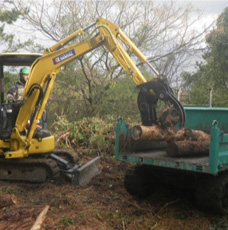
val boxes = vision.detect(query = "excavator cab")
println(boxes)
[0,53,41,103]
[0,53,43,139]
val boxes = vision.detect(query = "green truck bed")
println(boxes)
[115,107,228,175]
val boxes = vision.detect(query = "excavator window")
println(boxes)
[0,53,41,104]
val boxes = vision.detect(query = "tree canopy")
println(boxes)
[0,6,21,51]
[182,7,228,107]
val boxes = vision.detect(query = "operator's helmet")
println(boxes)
[19,67,30,84]
[20,67,30,77]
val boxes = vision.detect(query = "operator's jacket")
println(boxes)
[6,80,46,130]
[7,80,25,102]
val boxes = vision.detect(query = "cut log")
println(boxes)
[164,128,186,142]
[166,140,210,157]
[184,128,210,141]
[159,107,181,129]
[0,195,17,209]
[132,125,165,142]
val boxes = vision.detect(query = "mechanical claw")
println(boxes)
[137,78,186,128]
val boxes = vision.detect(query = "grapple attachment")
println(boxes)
[137,78,186,128]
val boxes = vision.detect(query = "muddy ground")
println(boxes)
[0,156,227,230]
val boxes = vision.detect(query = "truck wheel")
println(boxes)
[124,165,154,197]
[213,172,228,214]
[196,173,228,214]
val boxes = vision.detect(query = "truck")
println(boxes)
[115,106,228,214]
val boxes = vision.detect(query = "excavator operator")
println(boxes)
[6,67,48,137]
[7,67,29,102]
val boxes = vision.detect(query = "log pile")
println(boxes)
[132,108,211,157]
[166,128,211,157]
[132,125,210,142]
[132,124,210,157]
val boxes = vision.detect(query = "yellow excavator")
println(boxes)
[0,18,185,185]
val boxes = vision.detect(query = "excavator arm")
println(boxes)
[3,17,185,159]
[96,18,185,127]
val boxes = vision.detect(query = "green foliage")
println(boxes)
[0,9,20,24]
[52,115,116,155]
[0,7,22,52]
[4,71,18,98]
[0,4,41,52]
[48,69,141,125]
[59,217,74,226]
[48,74,141,155]
[181,7,228,107]
[90,77,140,121]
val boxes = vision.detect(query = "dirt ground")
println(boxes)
[0,156,227,230]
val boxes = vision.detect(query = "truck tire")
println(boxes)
[196,172,228,214]
[124,165,154,197]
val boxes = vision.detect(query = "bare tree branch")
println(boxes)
[10,0,214,112]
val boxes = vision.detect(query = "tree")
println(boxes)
[10,0,212,121]
[0,5,21,52]
[182,7,228,107]
[0,4,34,96]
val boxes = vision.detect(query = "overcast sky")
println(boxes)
[190,0,228,14]
[169,1,228,32]
[180,0,228,24]
[6,0,228,50]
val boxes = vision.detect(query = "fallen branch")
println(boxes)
[56,131,70,143]
[30,205,50,230]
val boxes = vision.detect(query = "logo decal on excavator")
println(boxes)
[53,49,76,64]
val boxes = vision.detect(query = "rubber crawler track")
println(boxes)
[0,157,60,183]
